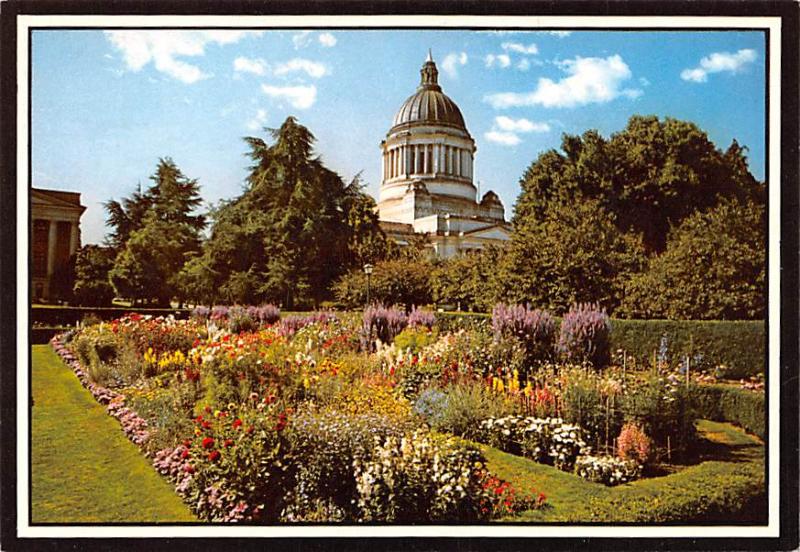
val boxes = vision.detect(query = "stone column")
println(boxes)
[70,221,80,255]
[46,219,57,278]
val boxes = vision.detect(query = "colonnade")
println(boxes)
[383,143,473,180]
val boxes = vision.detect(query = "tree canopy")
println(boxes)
[180,117,389,308]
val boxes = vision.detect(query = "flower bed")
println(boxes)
[52,311,548,523]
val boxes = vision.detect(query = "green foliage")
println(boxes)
[619,198,766,320]
[393,326,439,353]
[434,312,491,334]
[333,257,435,309]
[282,408,418,521]
[621,372,696,459]
[425,382,516,439]
[609,319,765,379]
[72,245,115,306]
[690,384,765,439]
[502,198,646,314]
[186,117,389,308]
[431,247,504,311]
[108,158,205,306]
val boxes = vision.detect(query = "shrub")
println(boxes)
[478,416,589,471]
[574,455,643,486]
[558,303,611,367]
[255,304,281,325]
[609,319,764,379]
[492,303,556,366]
[362,305,408,347]
[228,306,256,334]
[393,326,438,353]
[408,306,436,329]
[621,372,696,459]
[282,408,418,521]
[353,430,527,522]
[689,384,765,439]
[434,312,491,334]
[209,305,229,322]
[617,422,653,465]
[437,382,517,438]
[413,388,449,426]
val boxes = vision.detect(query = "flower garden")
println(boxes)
[47,303,766,523]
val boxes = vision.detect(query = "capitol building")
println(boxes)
[378,53,511,258]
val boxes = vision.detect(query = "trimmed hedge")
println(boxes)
[436,314,765,378]
[563,458,766,523]
[610,319,765,379]
[690,384,765,439]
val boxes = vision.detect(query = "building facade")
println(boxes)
[31,188,86,302]
[378,52,511,258]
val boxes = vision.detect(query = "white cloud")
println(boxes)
[484,130,521,146]
[318,33,337,47]
[681,48,757,83]
[494,116,550,133]
[441,52,468,79]
[292,31,312,49]
[517,58,531,71]
[246,108,268,130]
[502,42,538,55]
[261,83,317,109]
[233,56,267,76]
[485,54,642,109]
[274,58,329,79]
[105,30,262,84]
[485,53,511,68]
[485,116,550,147]
[639,76,651,86]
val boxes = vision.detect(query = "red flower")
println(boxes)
[182,439,191,447]
[204,406,212,413]
[202,437,215,449]
[181,449,190,459]
[195,415,203,423]
[202,420,211,430]
[232,418,243,429]
[246,425,254,434]
[183,464,195,474]
[208,450,221,462]
[224,439,234,448]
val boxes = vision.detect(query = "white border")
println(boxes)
[16,14,783,540]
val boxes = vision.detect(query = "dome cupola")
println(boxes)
[391,52,468,132]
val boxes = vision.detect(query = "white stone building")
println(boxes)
[31,188,85,301]
[378,52,511,258]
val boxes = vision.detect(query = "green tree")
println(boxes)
[618,198,765,320]
[430,247,504,312]
[502,198,646,314]
[514,115,764,253]
[72,245,115,306]
[333,257,435,309]
[108,158,205,306]
[186,117,389,307]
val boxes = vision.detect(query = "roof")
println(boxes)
[32,188,84,207]
[390,56,468,132]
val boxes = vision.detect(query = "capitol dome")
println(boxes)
[377,52,510,258]
[391,55,468,131]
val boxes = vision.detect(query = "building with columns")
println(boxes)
[31,188,85,302]
[378,52,511,258]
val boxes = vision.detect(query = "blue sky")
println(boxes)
[30,28,766,244]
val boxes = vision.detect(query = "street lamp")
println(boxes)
[363,263,374,306]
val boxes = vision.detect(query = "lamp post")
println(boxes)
[363,263,374,306]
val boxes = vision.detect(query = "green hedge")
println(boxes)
[610,319,765,379]
[435,314,764,379]
[690,384,765,439]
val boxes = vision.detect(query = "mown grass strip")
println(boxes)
[31,345,195,523]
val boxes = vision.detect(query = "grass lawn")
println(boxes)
[482,420,765,523]
[31,345,195,523]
